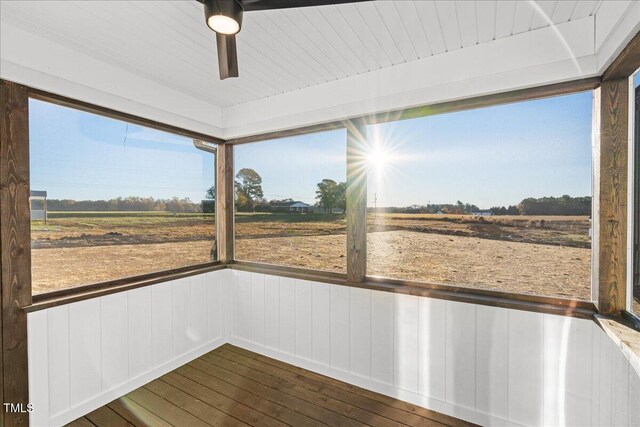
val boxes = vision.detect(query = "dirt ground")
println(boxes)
[369,214,590,248]
[33,230,590,300]
[31,240,215,294]
[236,230,592,300]
[31,212,599,302]
[368,231,590,299]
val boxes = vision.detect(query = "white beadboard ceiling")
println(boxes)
[1,0,639,138]
[0,0,604,107]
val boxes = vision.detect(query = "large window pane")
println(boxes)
[234,130,347,272]
[367,92,593,300]
[29,99,216,294]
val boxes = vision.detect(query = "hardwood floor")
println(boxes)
[67,344,473,427]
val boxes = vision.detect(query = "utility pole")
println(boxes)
[374,193,377,219]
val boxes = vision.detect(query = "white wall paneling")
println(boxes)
[295,280,313,359]
[418,296,446,402]
[127,286,152,379]
[475,304,508,419]
[445,301,475,410]
[330,283,350,372]
[250,272,265,345]
[279,277,296,355]
[28,268,640,426]
[370,290,394,386]
[394,293,419,394]
[263,274,280,349]
[228,271,640,427]
[100,293,128,392]
[45,305,70,421]
[26,310,49,425]
[349,287,371,378]
[508,310,544,425]
[311,281,331,365]
[28,269,230,427]
[68,298,101,407]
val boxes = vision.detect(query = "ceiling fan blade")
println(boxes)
[216,33,239,80]
[242,0,371,12]
[193,0,372,12]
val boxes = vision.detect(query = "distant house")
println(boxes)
[471,210,494,216]
[271,201,311,213]
[435,209,445,215]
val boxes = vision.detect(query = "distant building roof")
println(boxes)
[272,201,310,208]
[30,190,47,198]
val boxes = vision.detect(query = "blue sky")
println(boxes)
[235,130,347,205]
[237,91,592,208]
[29,99,215,202]
[366,91,592,207]
[31,91,593,209]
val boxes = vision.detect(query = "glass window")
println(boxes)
[29,99,217,294]
[234,130,347,272]
[366,92,593,300]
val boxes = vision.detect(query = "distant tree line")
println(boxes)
[511,195,591,216]
[54,169,590,217]
[47,196,202,213]
[370,195,591,216]
[488,205,521,215]
[370,201,481,215]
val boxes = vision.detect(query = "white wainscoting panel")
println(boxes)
[28,267,640,427]
[370,290,394,386]
[27,269,231,427]
[227,270,640,427]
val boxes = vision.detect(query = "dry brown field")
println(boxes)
[29,211,604,306]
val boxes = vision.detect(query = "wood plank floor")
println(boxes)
[67,344,473,427]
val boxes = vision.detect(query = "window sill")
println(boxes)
[229,261,596,319]
[25,262,226,313]
[594,314,640,378]
[25,259,597,320]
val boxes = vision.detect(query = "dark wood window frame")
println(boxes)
[1,79,31,426]
[19,87,226,307]
[628,76,640,325]
[604,30,640,325]
[225,77,602,320]
[4,77,606,319]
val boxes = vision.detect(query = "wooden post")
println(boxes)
[602,31,640,82]
[595,30,640,315]
[346,120,367,283]
[216,143,234,263]
[0,80,31,425]
[597,79,629,316]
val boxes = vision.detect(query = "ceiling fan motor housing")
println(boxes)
[205,0,244,34]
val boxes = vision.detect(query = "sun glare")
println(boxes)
[367,147,389,170]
